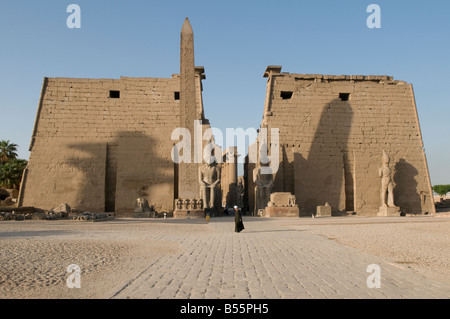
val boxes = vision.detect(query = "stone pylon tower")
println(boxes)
[178,17,200,199]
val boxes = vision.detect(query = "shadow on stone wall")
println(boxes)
[290,98,353,215]
[272,145,295,195]
[394,158,421,214]
[271,98,428,216]
[225,182,237,206]
[67,131,173,215]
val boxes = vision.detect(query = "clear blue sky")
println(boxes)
[0,0,449,185]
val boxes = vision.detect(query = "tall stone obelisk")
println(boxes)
[179,17,199,199]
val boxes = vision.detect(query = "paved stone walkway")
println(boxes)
[111,217,450,299]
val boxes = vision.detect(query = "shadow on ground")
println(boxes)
[0,230,76,238]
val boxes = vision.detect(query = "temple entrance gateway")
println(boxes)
[18,19,435,217]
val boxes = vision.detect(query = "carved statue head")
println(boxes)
[382,150,390,165]
[136,197,148,208]
[202,155,214,166]
[258,142,270,166]
[202,138,218,166]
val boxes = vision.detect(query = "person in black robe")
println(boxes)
[234,205,245,233]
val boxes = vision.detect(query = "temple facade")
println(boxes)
[245,66,435,216]
[18,20,435,217]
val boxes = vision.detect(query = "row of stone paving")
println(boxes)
[110,217,450,299]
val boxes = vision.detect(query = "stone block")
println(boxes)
[132,211,156,218]
[263,206,300,217]
[51,203,71,215]
[173,209,205,219]
[316,203,332,217]
[267,192,297,207]
[377,206,401,217]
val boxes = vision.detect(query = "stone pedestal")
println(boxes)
[132,211,156,218]
[268,192,297,207]
[316,203,332,217]
[263,206,300,217]
[174,198,204,218]
[263,192,299,217]
[377,206,400,216]
[133,198,154,218]
[173,209,205,219]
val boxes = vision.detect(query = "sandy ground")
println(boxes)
[0,219,187,298]
[285,216,450,285]
[0,216,449,299]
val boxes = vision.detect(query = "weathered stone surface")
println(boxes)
[133,198,152,213]
[316,203,332,217]
[221,147,241,208]
[248,66,435,216]
[377,206,401,217]
[51,203,71,214]
[264,206,299,217]
[267,192,297,207]
[178,17,201,200]
[198,159,221,210]
[19,18,211,216]
[173,209,204,219]
[379,150,395,208]
[133,198,156,218]
[17,21,434,219]
[70,212,114,221]
[253,162,273,213]
[133,212,154,218]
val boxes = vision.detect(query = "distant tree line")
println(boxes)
[432,184,450,199]
[0,140,28,189]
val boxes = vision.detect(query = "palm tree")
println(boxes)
[0,158,27,189]
[0,140,18,164]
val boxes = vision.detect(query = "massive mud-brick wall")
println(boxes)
[249,66,435,216]
[19,74,205,215]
